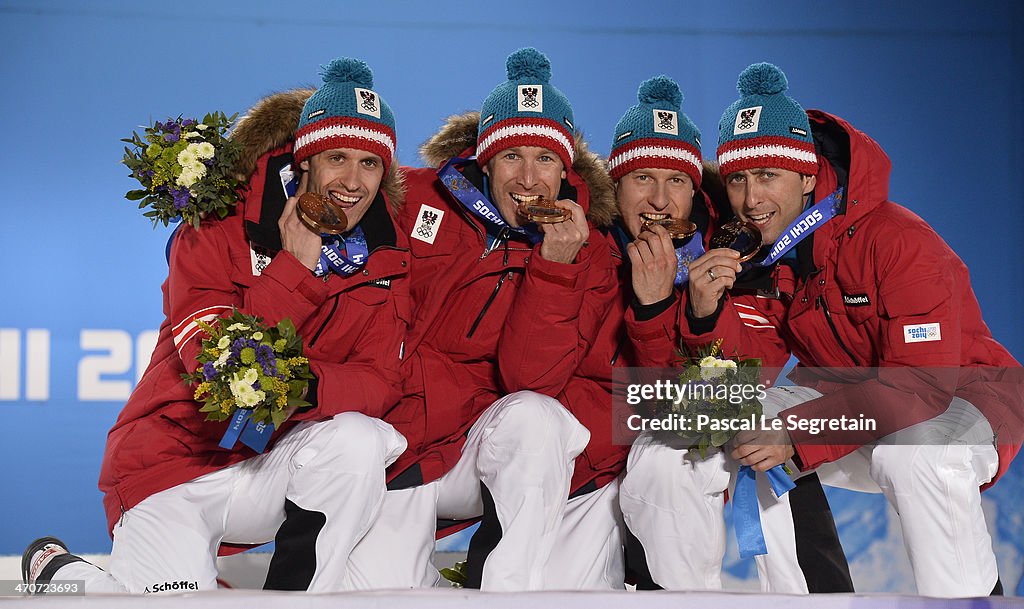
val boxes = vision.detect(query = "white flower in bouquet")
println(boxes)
[699,355,737,381]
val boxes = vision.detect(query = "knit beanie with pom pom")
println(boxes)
[608,75,703,187]
[717,62,817,177]
[476,47,576,169]
[293,57,396,171]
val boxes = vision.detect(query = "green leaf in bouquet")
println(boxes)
[252,406,271,425]
[125,189,148,201]
[270,407,288,429]
[711,429,734,448]
[276,318,297,340]
[287,379,306,397]
[286,396,311,410]
[199,400,222,413]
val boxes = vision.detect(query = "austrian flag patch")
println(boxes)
[903,323,941,343]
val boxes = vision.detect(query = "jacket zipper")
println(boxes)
[816,294,861,366]
[308,294,340,348]
[467,272,511,338]
[610,336,625,366]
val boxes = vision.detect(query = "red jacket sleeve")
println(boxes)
[678,289,791,371]
[497,233,618,397]
[624,297,682,368]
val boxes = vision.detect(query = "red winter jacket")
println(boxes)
[681,110,1022,484]
[385,113,619,487]
[98,134,410,533]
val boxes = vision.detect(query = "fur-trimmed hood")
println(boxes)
[418,111,617,227]
[229,89,404,209]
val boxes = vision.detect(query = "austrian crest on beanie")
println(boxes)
[716,62,817,178]
[608,75,702,187]
[293,57,397,172]
[476,48,576,169]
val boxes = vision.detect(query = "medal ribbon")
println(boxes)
[314,226,368,277]
[437,156,542,245]
[733,464,796,558]
[758,187,844,267]
[218,409,275,453]
[673,229,705,287]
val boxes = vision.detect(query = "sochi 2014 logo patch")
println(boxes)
[734,106,762,135]
[354,88,381,118]
[518,85,543,112]
[653,109,678,135]
[903,323,941,343]
[411,204,444,245]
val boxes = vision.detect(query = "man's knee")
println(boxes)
[485,391,589,456]
[298,413,407,470]
[869,443,976,493]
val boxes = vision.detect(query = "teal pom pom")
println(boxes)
[506,47,551,82]
[321,58,373,88]
[638,75,682,108]
[737,62,788,96]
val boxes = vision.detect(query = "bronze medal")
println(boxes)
[297,192,349,235]
[516,198,571,224]
[709,220,762,262]
[639,213,698,240]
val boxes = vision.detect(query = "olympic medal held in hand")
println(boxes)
[516,197,571,224]
[709,220,762,262]
[639,212,698,240]
[297,192,349,234]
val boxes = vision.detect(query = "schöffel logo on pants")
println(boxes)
[903,323,941,343]
[842,293,871,307]
[145,580,199,594]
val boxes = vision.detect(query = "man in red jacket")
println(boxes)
[23,58,409,594]
[352,48,620,590]
[677,62,1022,597]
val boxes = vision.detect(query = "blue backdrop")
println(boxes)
[1,0,1021,594]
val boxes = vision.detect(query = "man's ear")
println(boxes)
[561,169,567,180]
[299,159,310,172]
[801,173,817,196]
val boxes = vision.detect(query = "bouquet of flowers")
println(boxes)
[184,309,312,439]
[657,339,764,457]
[122,112,244,228]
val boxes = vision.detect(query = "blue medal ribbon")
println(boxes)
[238,417,275,453]
[733,463,796,558]
[673,229,705,287]
[437,156,542,245]
[313,226,368,277]
[218,409,251,450]
[218,409,276,453]
[758,187,844,268]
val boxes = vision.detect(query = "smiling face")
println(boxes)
[615,167,695,239]
[481,146,567,228]
[724,167,816,244]
[300,147,385,229]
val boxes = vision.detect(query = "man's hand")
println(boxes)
[278,172,322,271]
[627,224,678,305]
[537,199,589,264]
[686,249,742,318]
[730,426,794,472]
